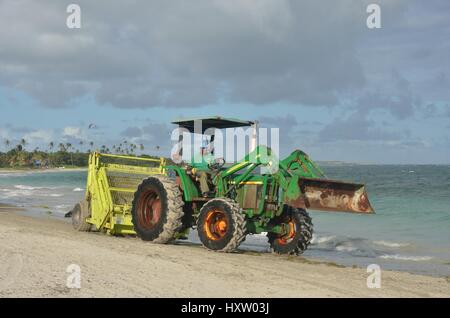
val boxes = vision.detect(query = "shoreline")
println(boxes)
[0,203,25,212]
[0,167,87,174]
[0,207,449,297]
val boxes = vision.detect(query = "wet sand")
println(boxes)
[0,208,449,297]
[0,203,25,212]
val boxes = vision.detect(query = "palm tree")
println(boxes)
[20,138,26,151]
[89,141,94,149]
[66,143,74,166]
[139,143,144,152]
[79,140,84,152]
[4,139,10,152]
[58,143,66,152]
[48,142,54,166]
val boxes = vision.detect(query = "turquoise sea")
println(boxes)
[1,165,449,277]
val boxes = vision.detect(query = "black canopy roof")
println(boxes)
[172,116,254,133]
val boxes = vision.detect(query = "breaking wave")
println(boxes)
[311,235,336,244]
[335,245,357,252]
[14,184,43,190]
[0,185,65,198]
[374,240,409,248]
[310,234,424,260]
[379,254,433,261]
[14,184,59,190]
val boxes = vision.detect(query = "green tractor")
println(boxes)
[72,117,373,255]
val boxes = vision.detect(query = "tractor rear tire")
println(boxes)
[131,176,184,243]
[72,199,91,232]
[197,198,247,252]
[268,207,313,255]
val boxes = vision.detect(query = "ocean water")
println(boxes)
[0,169,85,217]
[0,165,449,277]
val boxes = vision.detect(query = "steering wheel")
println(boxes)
[208,158,225,170]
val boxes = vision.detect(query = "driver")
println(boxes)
[191,141,215,197]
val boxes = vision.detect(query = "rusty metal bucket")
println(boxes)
[298,177,374,214]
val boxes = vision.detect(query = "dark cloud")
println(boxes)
[121,127,142,138]
[421,103,437,118]
[355,0,450,115]
[445,105,450,117]
[4,125,33,134]
[410,48,432,60]
[258,115,299,149]
[0,0,392,109]
[1,0,446,119]
[356,91,421,119]
[258,115,298,131]
[120,121,172,150]
[1,0,449,164]
[318,112,401,142]
[399,140,426,147]
[142,123,172,142]
[355,70,422,119]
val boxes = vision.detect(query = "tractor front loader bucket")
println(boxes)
[298,177,374,214]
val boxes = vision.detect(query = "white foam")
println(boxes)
[312,235,336,244]
[54,204,71,212]
[0,188,33,197]
[47,193,64,197]
[73,187,84,192]
[0,185,65,198]
[379,254,433,261]
[14,184,42,190]
[336,245,357,252]
[0,173,28,178]
[374,240,409,248]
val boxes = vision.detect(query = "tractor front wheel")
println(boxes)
[197,198,247,252]
[268,207,313,255]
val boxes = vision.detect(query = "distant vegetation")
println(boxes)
[0,139,160,168]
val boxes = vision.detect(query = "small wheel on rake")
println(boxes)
[71,199,92,232]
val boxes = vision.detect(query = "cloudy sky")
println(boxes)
[0,0,449,164]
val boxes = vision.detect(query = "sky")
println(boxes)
[0,0,449,164]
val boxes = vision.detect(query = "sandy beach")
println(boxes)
[0,207,449,298]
